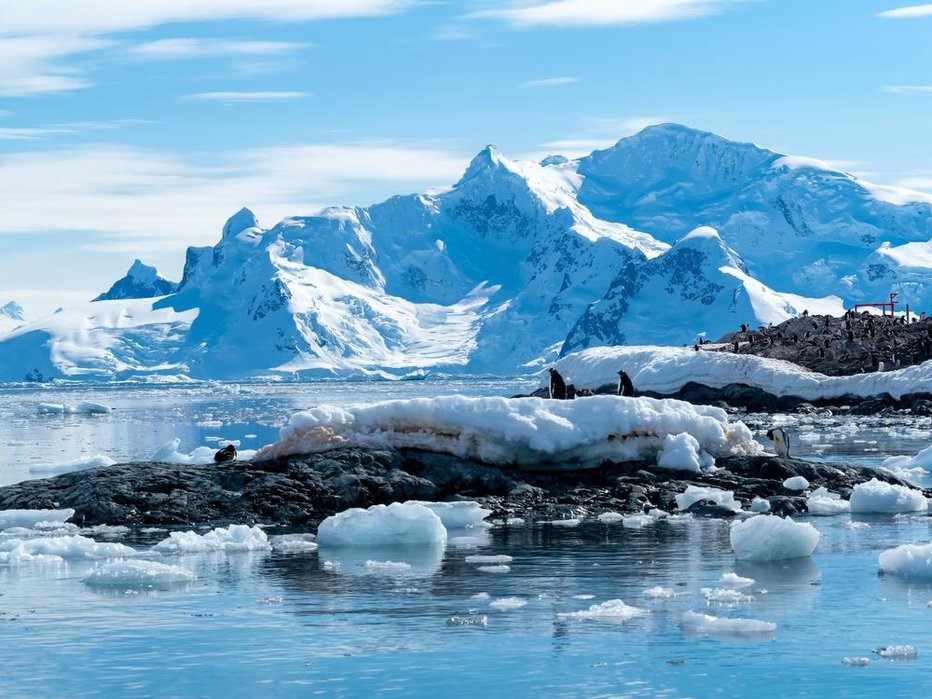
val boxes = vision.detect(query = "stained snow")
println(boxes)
[730,515,820,561]
[258,395,760,469]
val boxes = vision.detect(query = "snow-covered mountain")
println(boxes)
[0,301,26,335]
[2,123,931,381]
[93,259,178,302]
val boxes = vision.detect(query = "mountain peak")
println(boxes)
[455,144,514,186]
[0,301,24,321]
[222,207,261,240]
[93,259,179,302]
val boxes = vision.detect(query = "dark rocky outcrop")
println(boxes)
[0,448,918,528]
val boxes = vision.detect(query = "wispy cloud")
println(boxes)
[0,0,413,96]
[187,91,308,102]
[0,140,470,250]
[469,0,741,27]
[129,38,306,60]
[518,115,671,160]
[878,4,932,18]
[884,85,932,94]
[519,76,579,88]
[0,119,150,140]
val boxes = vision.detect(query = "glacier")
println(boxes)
[2,123,931,381]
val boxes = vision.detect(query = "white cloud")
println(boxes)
[0,141,470,251]
[0,126,70,140]
[129,38,306,59]
[519,76,579,87]
[187,91,308,102]
[469,0,740,27]
[884,85,932,94]
[878,4,932,18]
[0,0,413,96]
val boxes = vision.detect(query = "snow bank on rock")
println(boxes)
[558,599,648,621]
[849,478,927,514]
[656,432,712,473]
[879,542,932,579]
[552,345,932,402]
[29,454,115,475]
[806,487,850,516]
[256,395,760,469]
[0,509,74,530]
[152,438,256,464]
[408,501,491,529]
[783,476,810,491]
[730,515,820,561]
[84,560,196,589]
[316,502,447,547]
[681,611,776,636]
[152,525,269,554]
[675,485,742,513]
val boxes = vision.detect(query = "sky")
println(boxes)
[2,0,932,315]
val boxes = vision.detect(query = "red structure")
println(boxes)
[854,292,899,317]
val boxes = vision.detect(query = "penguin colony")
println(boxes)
[548,367,634,400]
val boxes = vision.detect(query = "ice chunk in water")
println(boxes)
[643,586,675,599]
[362,560,413,572]
[806,487,850,516]
[730,515,820,561]
[489,597,527,610]
[750,497,771,514]
[477,565,511,574]
[598,512,624,523]
[447,615,488,628]
[153,525,269,554]
[0,509,74,530]
[0,535,137,560]
[622,514,654,529]
[701,588,753,605]
[270,534,318,552]
[558,599,648,622]
[719,572,755,587]
[873,645,917,659]
[841,657,871,667]
[317,502,446,547]
[850,479,927,514]
[681,611,776,636]
[465,555,513,565]
[878,542,932,579]
[408,501,491,529]
[84,560,195,589]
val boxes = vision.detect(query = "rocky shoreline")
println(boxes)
[0,448,918,528]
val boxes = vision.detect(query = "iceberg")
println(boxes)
[316,502,447,547]
[730,515,820,561]
[849,478,927,514]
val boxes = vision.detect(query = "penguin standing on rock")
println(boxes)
[548,367,567,400]
[617,370,635,397]
[766,428,791,458]
[214,444,237,463]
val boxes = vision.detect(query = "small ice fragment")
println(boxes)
[850,479,927,514]
[83,560,195,589]
[846,521,870,531]
[622,514,654,529]
[471,592,490,601]
[558,599,648,622]
[873,645,917,659]
[643,586,675,599]
[598,512,624,523]
[317,502,446,547]
[719,572,755,587]
[730,515,820,561]
[477,565,511,574]
[750,497,771,514]
[806,487,850,516]
[447,615,488,628]
[489,597,527,610]
[783,476,810,491]
[547,519,581,527]
[362,560,412,572]
[701,588,753,605]
[681,611,776,636]
[675,485,741,513]
[841,657,870,667]
[572,594,596,600]
[465,554,512,565]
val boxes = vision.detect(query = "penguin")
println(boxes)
[214,444,237,463]
[766,428,791,458]
[548,367,567,400]
[617,370,635,397]
[575,388,595,397]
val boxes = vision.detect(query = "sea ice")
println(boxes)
[783,476,810,491]
[719,572,755,587]
[408,501,492,529]
[675,485,741,513]
[849,479,927,514]
[547,519,581,527]
[806,487,850,516]
[153,524,270,554]
[489,597,527,610]
[36,402,112,415]
[84,560,196,589]
[270,534,318,552]
[0,535,137,560]
[873,645,917,659]
[465,554,513,564]
[642,586,676,599]
[730,515,820,561]
[477,565,511,573]
[0,509,74,530]
[362,560,413,572]
[701,588,753,605]
[29,454,115,475]
[681,611,776,636]
[316,502,447,547]
[447,615,489,628]
[256,395,761,469]
[878,542,932,579]
[558,599,648,622]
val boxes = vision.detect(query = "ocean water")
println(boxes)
[1,382,932,698]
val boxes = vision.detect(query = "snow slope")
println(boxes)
[551,344,932,401]
[2,124,931,380]
[0,301,26,335]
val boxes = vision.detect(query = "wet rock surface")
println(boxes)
[0,448,918,528]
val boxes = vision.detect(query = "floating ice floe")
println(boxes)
[270,534,318,553]
[719,572,755,587]
[701,587,753,605]
[849,479,927,514]
[681,611,776,636]
[730,515,820,561]
[256,395,761,469]
[447,615,489,628]
[841,656,871,667]
[750,497,771,514]
[84,560,196,589]
[878,542,932,579]
[642,586,676,599]
[362,560,413,572]
[153,525,269,554]
[622,514,655,529]
[873,645,917,660]
[558,599,649,622]
[316,502,447,547]
[0,535,137,562]
[806,487,850,516]
[880,445,932,483]
[675,485,741,513]
[489,597,527,610]
[36,402,112,416]
[407,501,491,529]
[598,512,624,523]
[0,508,74,530]
[783,476,810,491]
[465,554,512,565]
[547,519,581,527]
[29,454,115,475]
[477,565,511,573]
[655,432,713,474]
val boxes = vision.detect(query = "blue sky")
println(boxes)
[2,0,932,314]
